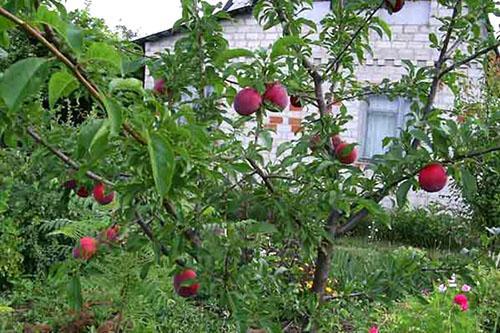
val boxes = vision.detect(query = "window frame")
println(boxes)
[358,95,410,161]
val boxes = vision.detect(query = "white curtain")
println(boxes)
[363,96,410,158]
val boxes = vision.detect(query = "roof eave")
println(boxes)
[134,4,253,46]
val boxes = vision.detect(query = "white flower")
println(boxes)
[448,274,457,288]
[461,284,472,292]
[438,284,447,293]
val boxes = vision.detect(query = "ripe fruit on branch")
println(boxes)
[330,135,343,148]
[384,0,405,13]
[263,82,289,111]
[64,179,77,190]
[290,95,302,108]
[106,225,120,241]
[173,269,200,298]
[92,183,115,205]
[234,88,262,116]
[153,78,166,94]
[72,246,81,259]
[418,163,447,192]
[74,237,98,260]
[76,186,90,198]
[335,142,358,164]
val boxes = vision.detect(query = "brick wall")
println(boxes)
[144,0,484,209]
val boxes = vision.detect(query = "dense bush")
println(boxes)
[461,152,500,229]
[361,205,478,250]
[0,0,499,331]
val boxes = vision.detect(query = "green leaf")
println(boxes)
[48,71,79,109]
[103,98,123,136]
[36,5,66,34]
[66,24,83,54]
[89,120,110,159]
[146,131,175,197]
[276,141,292,157]
[77,119,105,158]
[373,17,392,40]
[0,57,49,111]
[67,275,83,312]
[0,16,15,30]
[231,162,253,173]
[215,48,254,66]
[0,47,8,59]
[429,33,438,46]
[460,167,477,200]
[271,36,305,59]
[396,180,412,208]
[247,222,278,234]
[0,31,9,48]
[410,129,431,146]
[86,42,121,70]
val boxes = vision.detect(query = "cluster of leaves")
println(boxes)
[358,204,478,250]
[0,0,498,331]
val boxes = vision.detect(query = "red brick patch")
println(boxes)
[291,125,302,134]
[269,116,283,124]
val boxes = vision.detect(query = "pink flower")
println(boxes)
[453,294,469,312]
[461,284,472,292]
[460,301,469,311]
[369,326,379,333]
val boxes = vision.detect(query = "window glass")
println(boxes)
[363,96,410,158]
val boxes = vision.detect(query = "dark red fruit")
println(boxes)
[290,95,302,108]
[263,82,289,111]
[92,183,115,205]
[76,186,90,198]
[335,142,358,164]
[173,269,200,298]
[234,88,262,116]
[331,135,343,148]
[384,0,405,13]
[418,163,447,192]
[72,246,81,259]
[106,225,120,241]
[153,79,166,94]
[64,179,77,190]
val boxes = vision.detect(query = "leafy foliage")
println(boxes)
[0,0,498,331]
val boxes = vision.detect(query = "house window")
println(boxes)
[362,96,410,158]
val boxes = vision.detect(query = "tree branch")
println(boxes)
[420,0,462,119]
[335,144,500,237]
[439,41,500,79]
[246,157,275,193]
[0,7,147,146]
[323,0,384,78]
[27,127,114,187]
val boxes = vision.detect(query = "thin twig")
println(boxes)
[246,157,275,193]
[323,0,384,78]
[419,0,462,120]
[27,127,114,186]
[0,7,147,145]
[439,41,500,79]
[336,144,500,236]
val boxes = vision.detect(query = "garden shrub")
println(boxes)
[362,205,478,250]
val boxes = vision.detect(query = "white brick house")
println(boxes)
[137,0,486,207]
